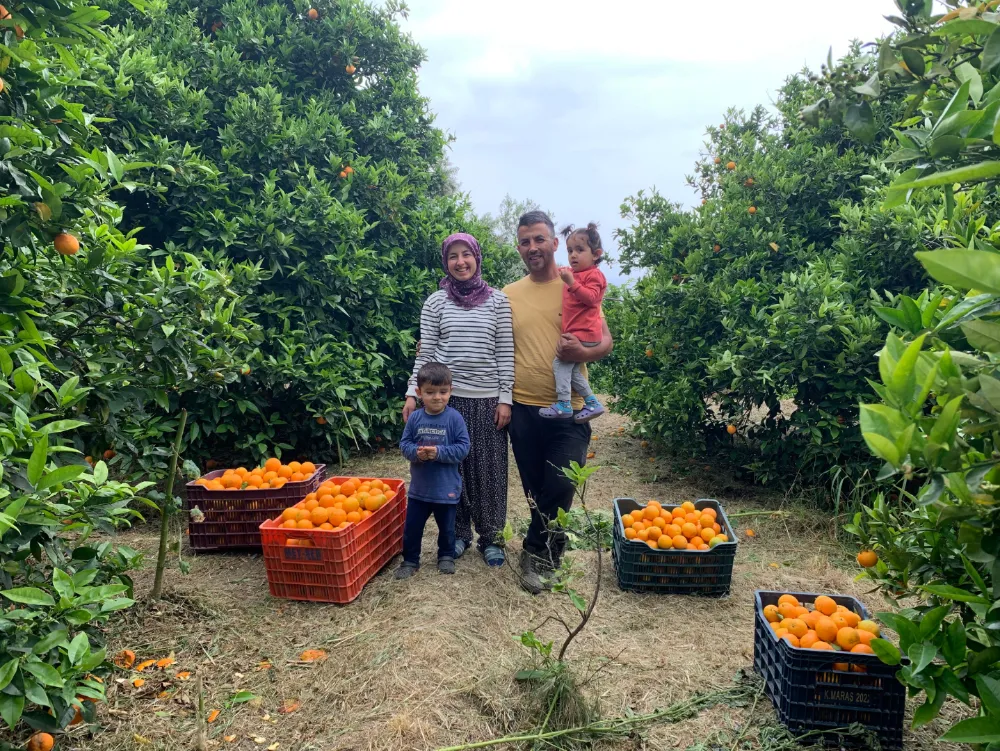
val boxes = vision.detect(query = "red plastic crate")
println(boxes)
[185,465,326,551]
[259,478,407,604]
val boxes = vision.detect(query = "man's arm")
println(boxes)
[555,320,613,363]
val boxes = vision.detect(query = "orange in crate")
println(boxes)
[259,478,407,604]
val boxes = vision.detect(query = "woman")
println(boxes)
[404,233,513,567]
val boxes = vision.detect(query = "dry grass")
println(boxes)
[36,408,968,751]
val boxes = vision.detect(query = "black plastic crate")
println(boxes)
[753,590,905,750]
[611,498,737,597]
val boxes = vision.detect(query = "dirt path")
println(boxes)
[61,410,965,751]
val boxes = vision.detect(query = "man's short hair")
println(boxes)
[517,210,555,237]
[417,362,452,388]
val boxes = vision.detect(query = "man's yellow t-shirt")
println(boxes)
[503,275,587,409]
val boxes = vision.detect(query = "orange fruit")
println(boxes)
[291,472,305,482]
[815,617,838,644]
[296,519,314,530]
[702,508,717,519]
[265,458,281,472]
[310,508,329,525]
[842,610,860,628]
[246,475,263,487]
[684,512,699,524]
[836,627,860,651]
[361,510,372,520]
[251,467,265,477]
[856,629,875,646]
[207,480,225,490]
[301,461,316,474]
[850,643,874,654]
[780,633,800,647]
[288,461,302,473]
[857,550,878,568]
[340,481,357,496]
[304,500,319,511]
[830,613,850,631]
[638,529,649,542]
[329,508,347,526]
[799,631,820,649]
[370,479,383,490]
[642,507,658,521]
[783,619,807,638]
[272,477,287,488]
[793,606,809,619]
[834,662,849,672]
[631,521,644,533]
[858,620,880,637]
[27,732,55,751]
[712,522,721,534]
[775,629,787,639]
[319,523,333,530]
[810,641,833,650]
[681,501,695,512]
[222,474,242,489]
[234,467,249,478]
[54,233,79,256]
[622,514,635,527]
[646,540,657,549]
[769,621,781,634]
[318,494,335,508]
[777,594,800,608]
[778,602,798,620]
[653,517,668,530]
[263,471,278,482]
[666,524,682,538]
[646,526,662,541]
[625,528,637,540]
[814,596,837,616]
[294,509,310,522]
[672,535,688,550]
[671,507,686,519]
[763,605,780,623]
[657,535,672,549]
[681,523,698,539]
[700,528,714,543]
[282,520,297,529]
[281,508,297,522]
[278,466,294,479]
[346,511,361,523]
[698,514,714,529]
[801,611,821,630]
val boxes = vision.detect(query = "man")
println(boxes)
[503,211,612,594]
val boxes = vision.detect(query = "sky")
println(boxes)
[400,1,901,284]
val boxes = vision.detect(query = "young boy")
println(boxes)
[396,362,471,578]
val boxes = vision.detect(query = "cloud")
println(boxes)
[401,1,900,282]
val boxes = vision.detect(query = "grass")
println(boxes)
[21,407,971,751]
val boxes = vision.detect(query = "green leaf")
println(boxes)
[962,319,1000,351]
[897,161,1000,191]
[52,569,73,600]
[970,645,1000,674]
[1,588,54,607]
[93,461,108,486]
[930,395,964,444]
[944,619,967,667]
[845,101,876,143]
[0,659,18,692]
[35,464,87,492]
[67,632,89,665]
[32,629,67,655]
[27,433,48,487]
[912,685,946,728]
[985,26,1000,72]
[919,605,951,639]
[891,333,926,400]
[514,669,549,681]
[569,591,587,613]
[916,249,1000,293]
[878,611,920,651]
[956,62,984,104]
[920,584,989,603]
[0,693,24,730]
[977,674,1000,715]
[863,432,901,465]
[63,609,93,626]
[902,47,926,77]
[907,643,938,675]
[22,661,63,688]
[38,419,89,436]
[941,716,1000,743]
[870,638,901,665]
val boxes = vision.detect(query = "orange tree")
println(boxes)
[809,0,1000,743]
[0,0,253,736]
[597,67,931,489]
[86,0,520,466]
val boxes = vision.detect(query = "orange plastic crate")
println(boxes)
[185,466,326,551]
[259,478,407,604]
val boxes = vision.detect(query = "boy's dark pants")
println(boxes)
[402,498,458,566]
[508,401,591,566]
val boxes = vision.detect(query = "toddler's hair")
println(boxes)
[560,222,604,265]
[417,362,452,388]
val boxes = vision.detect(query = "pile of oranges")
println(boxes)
[621,500,729,551]
[277,477,396,532]
[194,458,318,491]
[763,593,881,667]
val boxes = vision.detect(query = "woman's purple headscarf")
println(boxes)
[439,232,494,309]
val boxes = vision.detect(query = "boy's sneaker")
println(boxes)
[574,397,605,423]
[394,562,418,580]
[438,557,456,575]
[539,401,574,419]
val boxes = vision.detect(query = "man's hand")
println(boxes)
[559,266,575,286]
[495,403,511,429]
[556,320,613,363]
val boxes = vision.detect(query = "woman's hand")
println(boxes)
[403,396,418,422]
[495,403,511,429]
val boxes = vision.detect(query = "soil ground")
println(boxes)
[49,408,969,751]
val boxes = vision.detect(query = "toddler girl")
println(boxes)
[539,223,607,423]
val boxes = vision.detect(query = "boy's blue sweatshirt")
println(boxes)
[399,406,470,504]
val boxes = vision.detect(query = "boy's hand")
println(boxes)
[416,446,437,461]
[559,267,575,286]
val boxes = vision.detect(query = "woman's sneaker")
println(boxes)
[483,545,505,568]
[539,401,574,419]
[574,397,605,423]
